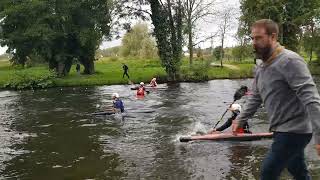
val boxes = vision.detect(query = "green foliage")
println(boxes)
[149,0,183,81]
[213,46,223,60]
[109,56,119,62]
[231,44,253,61]
[121,23,158,58]
[239,0,320,51]
[0,0,113,75]
[180,63,209,81]
[4,69,56,90]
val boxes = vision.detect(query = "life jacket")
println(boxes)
[113,99,124,112]
[137,87,145,96]
[235,128,245,133]
[235,125,252,134]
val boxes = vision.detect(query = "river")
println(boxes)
[0,78,319,179]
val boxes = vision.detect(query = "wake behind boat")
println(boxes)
[179,132,273,142]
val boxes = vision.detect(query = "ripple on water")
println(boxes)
[0,80,320,179]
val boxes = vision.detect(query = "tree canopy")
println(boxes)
[239,0,320,51]
[121,23,157,58]
[0,0,113,76]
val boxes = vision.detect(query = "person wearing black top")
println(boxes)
[122,63,130,79]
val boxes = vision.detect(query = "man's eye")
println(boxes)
[251,36,262,41]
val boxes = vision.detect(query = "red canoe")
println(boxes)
[179,132,273,142]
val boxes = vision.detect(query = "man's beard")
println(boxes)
[254,44,272,61]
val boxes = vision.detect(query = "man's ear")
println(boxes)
[271,33,277,41]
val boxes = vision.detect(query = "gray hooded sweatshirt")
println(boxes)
[238,49,320,144]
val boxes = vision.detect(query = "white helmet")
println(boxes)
[152,78,156,81]
[140,82,144,85]
[230,104,241,112]
[112,93,119,98]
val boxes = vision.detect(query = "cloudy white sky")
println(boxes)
[0,0,240,55]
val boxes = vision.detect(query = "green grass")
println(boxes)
[0,57,279,89]
[54,57,167,87]
[0,60,12,86]
[2,56,320,90]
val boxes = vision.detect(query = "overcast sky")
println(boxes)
[0,0,240,55]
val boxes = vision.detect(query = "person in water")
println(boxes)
[149,78,158,87]
[209,104,251,134]
[112,93,124,113]
[137,82,146,96]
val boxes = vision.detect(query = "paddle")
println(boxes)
[213,86,248,129]
[213,100,236,129]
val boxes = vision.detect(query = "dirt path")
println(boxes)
[210,63,240,70]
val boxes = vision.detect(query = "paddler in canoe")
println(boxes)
[149,77,158,87]
[111,93,125,113]
[136,82,148,96]
[208,104,251,134]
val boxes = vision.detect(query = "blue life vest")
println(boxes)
[113,99,124,112]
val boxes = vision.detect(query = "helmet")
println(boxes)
[112,93,119,98]
[152,78,156,81]
[140,82,144,85]
[230,104,241,112]
[240,85,248,92]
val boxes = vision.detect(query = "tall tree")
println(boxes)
[217,6,237,67]
[302,21,320,62]
[0,0,113,76]
[121,22,157,58]
[239,0,320,52]
[181,0,216,66]
[119,0,184,80]
[149,0,183,80]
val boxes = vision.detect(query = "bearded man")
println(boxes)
[232,19,320,180]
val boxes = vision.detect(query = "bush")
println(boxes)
[4,70,56,90]
[180,63,209,81]
[109,56,119,62]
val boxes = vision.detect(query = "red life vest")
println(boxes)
[137,87,145,96]
[235,128,245,133]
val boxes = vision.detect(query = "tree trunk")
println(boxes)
[220,36,224,68]
[65,60,72,74]
[57,62,66,77]
[309,47,313,63]
[283,22,299,52]
[188,18,193,66]
[309,24,315,63]
[220,17,227,68]
[83,58,95,74]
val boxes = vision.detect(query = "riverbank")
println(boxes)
[1,57,320,90]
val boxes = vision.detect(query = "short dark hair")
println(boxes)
[252,19,279,37]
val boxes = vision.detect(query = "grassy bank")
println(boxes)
[4,57,304,90]
[0,57,257,90]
